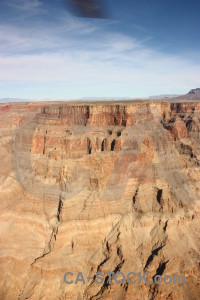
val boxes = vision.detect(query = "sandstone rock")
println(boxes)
[0,100,200,299]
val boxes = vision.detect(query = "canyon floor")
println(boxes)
[0,98,200,300]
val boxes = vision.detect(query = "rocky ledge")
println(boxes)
[0,100,200,300]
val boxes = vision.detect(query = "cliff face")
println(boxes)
[0,100,200,300]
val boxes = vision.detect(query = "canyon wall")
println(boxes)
[0,100,200,300]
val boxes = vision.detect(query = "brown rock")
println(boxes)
[0,100,200,300]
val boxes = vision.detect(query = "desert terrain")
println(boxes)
[0,93,200,299]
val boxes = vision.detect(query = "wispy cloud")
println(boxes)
[0,14,98,55]
[6,0,42,11]
[0,7,199,98]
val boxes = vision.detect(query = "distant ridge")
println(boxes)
[1,89,200,104]
[0,98,31,103]
[172,88,200,101]
[149,94,180,99]
[79,97,132,100]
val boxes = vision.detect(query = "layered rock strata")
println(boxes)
[0,100,200,300]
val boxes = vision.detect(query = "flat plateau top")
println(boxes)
[0,98,200,107]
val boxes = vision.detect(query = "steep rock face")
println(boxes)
[0,100,200,300]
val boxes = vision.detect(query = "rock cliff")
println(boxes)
[0,100,200,300]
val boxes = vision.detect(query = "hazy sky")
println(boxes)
[0,0,200,99]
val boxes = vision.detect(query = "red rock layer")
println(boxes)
[0,100,200,300]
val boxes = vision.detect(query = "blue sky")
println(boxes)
[0,0,200,99]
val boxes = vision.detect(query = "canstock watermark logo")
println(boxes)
[97,104,196,210]
[64,271,186,285]
[10,104,192,299]
[11,109,91,201]
[11,103,196,206]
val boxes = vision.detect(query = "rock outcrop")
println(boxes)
[173,88,200,101]
[0,100,200,300]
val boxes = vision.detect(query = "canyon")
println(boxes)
[0,98,200,300]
